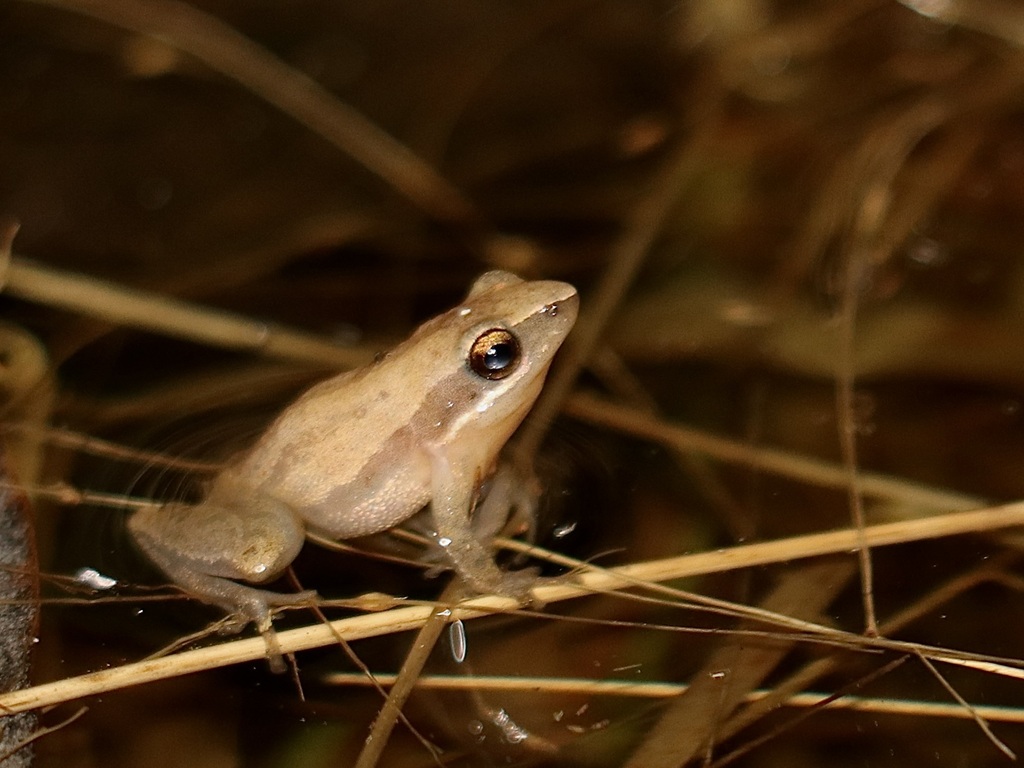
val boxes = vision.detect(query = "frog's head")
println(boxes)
[404,270,578,450]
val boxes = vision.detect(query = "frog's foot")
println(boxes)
[492,566,541,603]
[204,584,318,673]
[215,586,319,633]
[417,537,542,602]
[139,545,318,669]
[451,563,541,605]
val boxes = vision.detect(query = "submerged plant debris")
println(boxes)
[2,0,1024,766]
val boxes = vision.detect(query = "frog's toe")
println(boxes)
[264,588,319,609]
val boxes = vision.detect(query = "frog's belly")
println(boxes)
[268,454,434,540]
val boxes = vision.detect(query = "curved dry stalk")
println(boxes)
[833,99,951,636]
[512,95,724,463]
[565,393,984,511]
[2,423,220,474]
[1,257,366,369]
[0,707,87,765]
[17,0,478,228]
[900,0,1024,48]
[4,501,1024,716]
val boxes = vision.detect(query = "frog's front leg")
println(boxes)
[425,445,537,600]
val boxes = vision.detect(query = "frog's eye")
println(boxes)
[468,328,521,380]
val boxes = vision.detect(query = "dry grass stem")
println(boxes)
[322,672,1024,724]
[353,587,455,768]
[2,501,1023,716]
[916,652,1015,759]
[5,3,1024,761]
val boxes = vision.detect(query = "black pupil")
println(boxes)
[483,341,514,370]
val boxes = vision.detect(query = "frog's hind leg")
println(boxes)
[127,494,316,669]
[138,539,313,629]
[471,461,540,543]
[132,528,315,669]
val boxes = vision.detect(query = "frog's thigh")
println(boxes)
[129,498,310,629]
[130,494,305,582]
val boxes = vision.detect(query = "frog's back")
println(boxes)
[226,358,436,535]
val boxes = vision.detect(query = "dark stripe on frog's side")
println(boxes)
[294,369,485,539]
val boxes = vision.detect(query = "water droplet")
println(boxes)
[438,537,452,547]
[449,619,467,663]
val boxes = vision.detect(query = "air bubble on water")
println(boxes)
[907,237,947,268]
[553,521,577,538]
[449,619,467,663]
[74,567,117,591]
[491,708,529,745]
